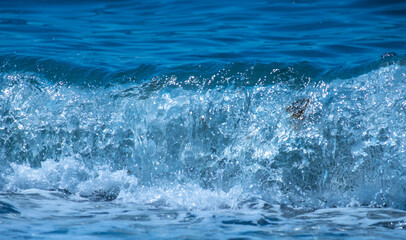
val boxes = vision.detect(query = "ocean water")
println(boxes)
[1,0,406,239]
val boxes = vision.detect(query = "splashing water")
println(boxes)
[1,53,406,238]
[2,0,406,238]
[1,55,406,208]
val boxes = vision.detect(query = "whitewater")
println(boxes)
[1,54,406,239]
[1,0,406,238]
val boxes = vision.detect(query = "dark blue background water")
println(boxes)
[1,0,406,69]
[1,0,406,239]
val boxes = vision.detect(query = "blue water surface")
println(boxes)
[1,0,406,239]
[1,0,406,68]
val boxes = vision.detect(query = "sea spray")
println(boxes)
[1,58,406,210]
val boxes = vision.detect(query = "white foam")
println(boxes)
[3,157,249,210]
[117,183,247,210]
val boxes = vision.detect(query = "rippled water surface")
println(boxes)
[2,190,406,240]
[1,0,406,68]
[1,0,406,239]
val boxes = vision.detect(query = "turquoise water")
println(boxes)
[1,0,406,239]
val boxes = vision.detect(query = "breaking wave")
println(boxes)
[1,53,406,210]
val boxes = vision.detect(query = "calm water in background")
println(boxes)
[1,0,406,68]
[1,0,406,239]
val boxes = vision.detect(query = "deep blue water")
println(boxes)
[1,0,406,239]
